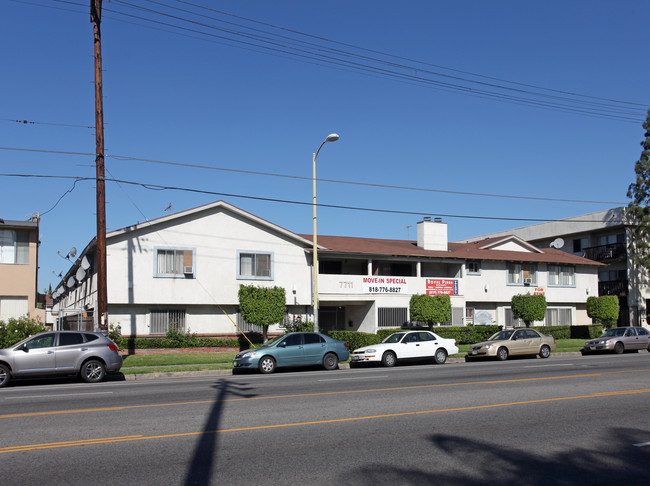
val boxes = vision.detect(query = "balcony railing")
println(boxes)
[583,242,626,262]
[598,279,628,296]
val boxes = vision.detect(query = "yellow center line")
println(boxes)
[2,387,649,454]
[1,369,647,419]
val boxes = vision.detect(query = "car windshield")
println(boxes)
[261,335,286,347]
[383,333,406,344]
[601,328,626,337]
[488,330,514,341]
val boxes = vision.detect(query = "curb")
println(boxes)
[115,352,585,381]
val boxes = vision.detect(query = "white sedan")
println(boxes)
[350,330,459,367]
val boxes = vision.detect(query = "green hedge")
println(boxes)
[115,336,241,350]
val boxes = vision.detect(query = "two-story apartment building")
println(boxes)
[0,216,44,322]
[456,207,644,327]
[52,201,600,336]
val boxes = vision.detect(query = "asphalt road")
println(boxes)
[2,353,650,486]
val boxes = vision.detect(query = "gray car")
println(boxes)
[582,326,650,354]
[0,330,123,387]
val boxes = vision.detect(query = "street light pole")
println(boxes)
[312,133,339,334]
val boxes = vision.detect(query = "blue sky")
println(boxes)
[2,0,649,291]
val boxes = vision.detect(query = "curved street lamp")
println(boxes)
[313,133,339,333]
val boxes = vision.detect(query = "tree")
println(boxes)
[627,108,650,269]
[409,294,451,328]
[511,293,547,327]
[238,285,286,341]
[586,295,619,330]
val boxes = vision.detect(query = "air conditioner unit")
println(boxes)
[523,278,532,285]
[183,266,194,274]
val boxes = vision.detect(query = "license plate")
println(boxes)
[472,350,477,355]
[351,356,361,361]
[589,347,595,351]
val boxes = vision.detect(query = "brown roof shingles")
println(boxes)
[299,234,601,266]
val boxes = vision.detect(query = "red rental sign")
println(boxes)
[426,279,458,295]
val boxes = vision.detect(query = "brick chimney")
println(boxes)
[417,217,448,251]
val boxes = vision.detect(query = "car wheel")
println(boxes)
[434,348,448,365]
[322,353,339,370]
[614,342,624,354]
[0,364,11,388]
[81,360,106,383]
[496,347,509,361]
[258,356,276,374]
[539,345,551,359]
[381,351,397,367]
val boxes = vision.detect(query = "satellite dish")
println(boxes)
[550,238,565,249]
[76,267,86,281]
[81,256,91,270]
[69,247,77,258]
[67,276,76,288]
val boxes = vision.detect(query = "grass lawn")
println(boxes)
[117,339,586,375]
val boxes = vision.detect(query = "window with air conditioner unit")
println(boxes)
[507,263,537,286]
[154,248,195,278]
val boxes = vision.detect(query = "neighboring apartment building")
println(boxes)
[0,216,44,322]
[52,201,600,336]
[455,207,645,327]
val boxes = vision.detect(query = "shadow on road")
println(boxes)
[183,379,256,486]
[345,428,650,485]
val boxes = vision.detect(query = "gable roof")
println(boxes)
[299,234,601,266]
[106,200,313,247]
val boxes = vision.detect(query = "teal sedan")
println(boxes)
[233,332,349,374]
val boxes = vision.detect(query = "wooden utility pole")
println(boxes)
[91,0,107,331]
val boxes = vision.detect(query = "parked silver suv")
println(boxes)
[0,330,123,387]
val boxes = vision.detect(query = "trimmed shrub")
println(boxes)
[0,316,47,348]
[409,294,451,328]
[512,293,547,327]
[586,296,620,329]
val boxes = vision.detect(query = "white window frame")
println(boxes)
[154,247,195,278]
[548,265,575,287]
[237,251,273,280]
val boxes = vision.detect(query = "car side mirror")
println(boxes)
[278,342,286,348]
[16,343,28,352]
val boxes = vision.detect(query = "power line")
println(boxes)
[98,0,646,122]
[0,172,628,224]
[0,145,628,205]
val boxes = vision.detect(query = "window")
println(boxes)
[150,309,186,334]
[0,296,28,321]
[548,265,575,286]
[155,248,194,277]
[59,333,84,346]
[0,229,29,264]
[280,334,302,346]
[507,263,537,285]
[25,333,56,349]
[466,261,481,275]
[546,308,572,326]
[238,251,272,280]
[573,237,589,253]
[303,333,325,345]
[379,307,408,328]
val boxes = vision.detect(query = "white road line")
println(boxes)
[318,376,389,382]
[4,391,114,400]
[633,442,650,447]
[524,364,575,368]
